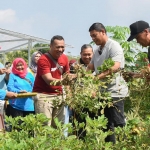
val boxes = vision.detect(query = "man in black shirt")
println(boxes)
[70,44,93,73]
[70,44,93,139]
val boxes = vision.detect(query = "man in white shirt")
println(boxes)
[87,22,128,144]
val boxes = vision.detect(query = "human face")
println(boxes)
[90,30,105,46]
[81,47,93,65]
[16,62,24,72]
[50,39,65,59]
[34,53,41,64]
[5,63,11,69]
[135,30,150,47]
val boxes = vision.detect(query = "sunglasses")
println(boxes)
[98,47,103,55]
[98,50,102,55]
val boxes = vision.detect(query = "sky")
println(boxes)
[0,0,150,56]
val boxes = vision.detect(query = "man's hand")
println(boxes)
[91,91,96,98]
[61,74,77,85]
[127,72,143,78]
[0,68,6,75]
[6,92,17,99]
[68,74,77,80]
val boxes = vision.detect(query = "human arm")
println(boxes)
[5,91,17,99]
[0,68,6,75]
[4,68,11,83]
[36,56,61,85]
[42,73,62,85]
[97,42,123,79]
[126,72,143,78]
[0,89,17,100]
[42,68,76,86]
[41,55,70,85]
[0,89,7,100]
[127,66,150,79]
[97,62,120,79]
[0,67,10,84]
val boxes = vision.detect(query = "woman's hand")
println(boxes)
[6,92,17,99]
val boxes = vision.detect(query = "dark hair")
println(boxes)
[50,35,64,45]
[89,22,106,33]
[5,61,11,66]
[81,44,93,53]
[5,61,11,68]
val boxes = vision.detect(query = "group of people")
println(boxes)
[0,20,150,144]
[0,51,42,117]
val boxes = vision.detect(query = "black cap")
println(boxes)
[127,21,149,41]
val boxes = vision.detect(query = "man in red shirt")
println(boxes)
[33,35,69,126]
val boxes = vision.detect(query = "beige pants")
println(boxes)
[34,93,65,127]
[0,100,5,131]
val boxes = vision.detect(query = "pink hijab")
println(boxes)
[12,58,28,78]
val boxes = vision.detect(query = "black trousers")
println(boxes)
[103,98,125,144]
[73,108,97,139]
[9,105,35,118]
[7,105,35,136]
[5,104,11,116]
[73,98,125,143]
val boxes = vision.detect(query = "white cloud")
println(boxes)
[0,9,32,51]
[0,9,16,23]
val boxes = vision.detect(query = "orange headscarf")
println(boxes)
[12,58,27,78]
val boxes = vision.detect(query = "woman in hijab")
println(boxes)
[7,58,35,118]
[28,51,42,77]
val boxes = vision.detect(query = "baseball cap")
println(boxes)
[127,20,149,41]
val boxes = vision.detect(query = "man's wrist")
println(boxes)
[97,74,102,80]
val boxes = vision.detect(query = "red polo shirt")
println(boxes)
[33,54,69,94]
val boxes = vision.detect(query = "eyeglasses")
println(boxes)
[98,50,102,55]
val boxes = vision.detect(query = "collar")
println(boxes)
[78,58,87,67]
